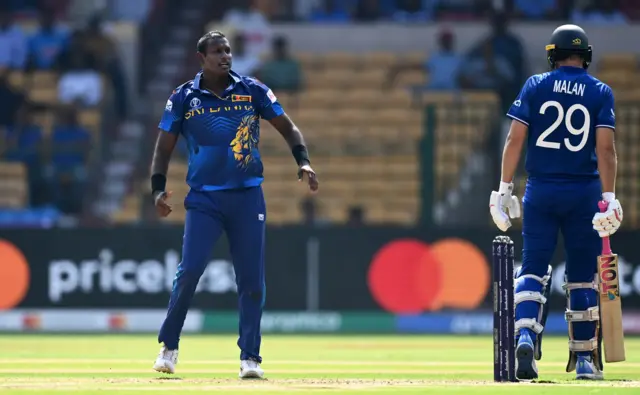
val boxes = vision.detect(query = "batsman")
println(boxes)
[489,25,623,380]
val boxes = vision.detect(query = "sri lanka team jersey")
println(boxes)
[159,71,284,191]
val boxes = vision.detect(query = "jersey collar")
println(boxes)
[192,70,241,94]
[558,66,586,74]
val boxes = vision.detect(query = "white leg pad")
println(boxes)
[565,306,599,322]
[515,291,547,305]
[569,337,598,352]
[564,278,602,373]
[520,273,551,286]
[515,318,544,335]
[563,282,598,292]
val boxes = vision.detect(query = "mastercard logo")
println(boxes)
[367,238,489,314]
[0,240,30,310]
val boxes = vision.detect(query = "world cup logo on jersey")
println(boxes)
[230,115,259,168]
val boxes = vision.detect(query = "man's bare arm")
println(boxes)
[151,131,179,177]
[268,113,306,151]
[501,120,528,183]
[596,127,617,193]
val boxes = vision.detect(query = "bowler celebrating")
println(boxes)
[490,25,622,381]
[151,31,319,379]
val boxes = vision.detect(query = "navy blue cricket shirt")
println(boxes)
[507,66,616,181]
[159,70,284,191]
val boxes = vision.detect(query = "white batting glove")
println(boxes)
[592,193,623,237]
[490,181,521,232]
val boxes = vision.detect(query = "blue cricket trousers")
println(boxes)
[158,186,266,362]
[517,179,601,346]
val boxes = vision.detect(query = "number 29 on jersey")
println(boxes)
[536,100,590,152]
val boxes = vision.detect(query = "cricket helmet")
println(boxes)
[546,24,592,70]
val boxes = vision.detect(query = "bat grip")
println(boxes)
[598,200,612,255]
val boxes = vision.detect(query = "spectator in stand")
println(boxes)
[49,105,91,215]
[466,12,524,111]
[83,14,128,119]
[223,3,272,59]
[458,39,515,111]
[0,66,24,129]
[393,0,439,22]
[386,29,461,92]
[257,36,302,92]
[346,206,365,226]
[58,50,103,107]
[0,6,27,69]
[230,33,260,76]
[309,0,352,23]
[27,6,70,70]
[424,29,462,90]
[55,29,86,70]
[513,0,559,20]
[2,103,48,207]
[354,0,381,21]
[572,0,628,25]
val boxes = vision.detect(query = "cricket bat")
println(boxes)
[597,200,626,363]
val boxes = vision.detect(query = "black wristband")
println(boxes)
[151,174,167,196]
[292,144,310,166]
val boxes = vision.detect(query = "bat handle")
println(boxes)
[598,200,612,255]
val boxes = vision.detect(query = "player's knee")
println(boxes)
[175,262,205,283]
[248,291,262,302]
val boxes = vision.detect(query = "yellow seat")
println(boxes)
[394,70,425,88]
[298,89,340,108]
[31,71,58,88]
[598,54,637,72]
[8,71,25,90]
[362,52,399,69]
[385,89,414,108]
[29,88,58,105]
[400,52,426,67]
[0,162,27,208]
[296,53,323,70]
[78,109,101,135]
[323,52,360,69]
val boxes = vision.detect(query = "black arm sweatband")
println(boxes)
[292,144,310,166]
[151,173,167,195]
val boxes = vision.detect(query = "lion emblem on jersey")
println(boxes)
[230,115,259,168]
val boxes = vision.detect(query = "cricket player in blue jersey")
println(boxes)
[489,25,623,381]
[150,31,319,379]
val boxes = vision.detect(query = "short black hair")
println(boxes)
[197,31,226,54]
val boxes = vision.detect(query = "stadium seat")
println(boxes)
[393,70,426,88]
[362,52,398,69]
[0,162,28,208]
[323,52,361,69]
[598,53,637,72]
[29,88,58,105]
[8,71,25,90]
[31,71,58,88]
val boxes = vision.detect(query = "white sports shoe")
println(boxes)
[239,359,264,379]
[576,354,604,380]
[153,345,178,374]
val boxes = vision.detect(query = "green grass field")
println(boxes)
[0,335,639,394]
